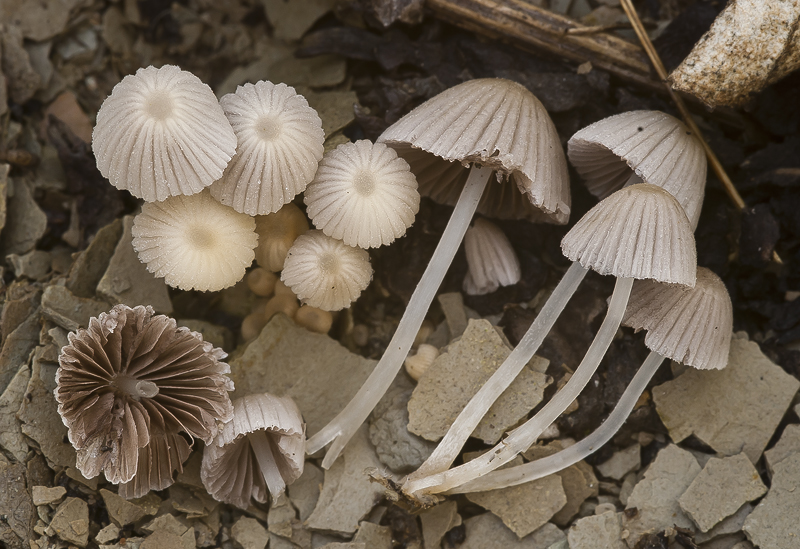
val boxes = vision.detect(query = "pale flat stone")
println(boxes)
[694,503,753,544]
[177,319,232,353]
[438,292,468,339]
[0,457,35,548]
[261,0,337,40]
[7,250,50,279]
[288,462,324,522]
[568,511,626,549]
[267,494,295,538]
[231,517,268,549]
[0,0,89,40]
[301,89,359,137]
[266,55,346,89]
[31,486,66,506]
[765,424,800,476]
[623,445,701,546]
[460,513,566,548]
[100,489,148,527]
[596,444,641,481]
[420,501,461,549]
[743,453,800,549]
[408,319,550,444]
[653,335,800,463]
[142,514,189,536]
[95,523,121,544]
[306,426,385,535]
[139,530,187,549]
[49,497,89,547]
[65,217,123,298]
[0,177,47,255]
[97,215,172,314]
[679,453,766,532]
[352,522,392,549]
[0,24,41,104]
[0,364,30,461]
[318,543,366,549]
[40,284,111,332]
[228,314,375,434]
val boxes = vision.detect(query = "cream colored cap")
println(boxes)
[132,191,258,292]
[463,218,521,295]
[378,78,570,224]
[561,183,697,286]
[210,81,324,215]
[623,267,732,370]
[93,65,237,202]
[281,230,373,311]
[568,110,706,229]
[305,140,419,248]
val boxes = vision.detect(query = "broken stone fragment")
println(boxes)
[420,500,462,549]
[438,291,469,339]
[0,456,35,548]
[459,513,566,548]
[352,521,392,549]
[678,453,766,533]
[31,486,66,506]
[48,497,89,547]
[7,250,50,279]
[596,444,641,481]
[1,24,41,104]
[231,517,268,549]
[765,424,800,477]
[262,0,337,40]
[287,462,323,522]
[65,218,123,298]
[40,284,111,332]
[95,523,121,544]
[694,503,754,544]
[139,529,191,549]
[301,88,360,137]
[100,489,148,527]
[653,335,800,463]
[743,452,800,549]
[567,510,626,549]
[0,364,31,461]
[0,176,47,256]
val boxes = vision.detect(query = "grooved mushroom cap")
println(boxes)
[209,81,325,215]
[92,65,237,202]
[201,393,305,509]
[567,110,706,229]
[55,304,234,492]
[561,183,697,286]
[622,267,733,370]
[132,191,258,292]
[463,218,521,295]
[378,78,571,224]
[254,202,310,272]
[281,230,373,311]
[305,140,420,248]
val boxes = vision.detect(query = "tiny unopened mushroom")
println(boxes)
[254,203,310,272]
[263,293,300,321]
[131,190,258,292]
[463,218,521,295]
[210,81,325,215]
[93,65,237,202]
[201,393,305,509]
[305,139,419,248]
[55,304,234,497]
[405,343,439,381]
[295,305,334,334]
[281,230,373,311]
[247,268,278,297]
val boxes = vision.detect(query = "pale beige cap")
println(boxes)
[463,218,521,295]
[378,78,570,224]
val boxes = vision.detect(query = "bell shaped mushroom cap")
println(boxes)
[305,140,420,248]
[622,267,732,370]
[378,78,570,224]
[209,81,325,215]
[281,230,373,311]
[567,110,706,229]
[132,191,258,292]
[93,65,237,202]
[254,203,310,272]
[463,218,521,295]
[561,183,697,286]
[201,393,305,509]
[55,304,234,488]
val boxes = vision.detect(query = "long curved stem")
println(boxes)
[403,276,634,496]
[410,262,588,480]
[448,350,664,493]
[306,165,494,469]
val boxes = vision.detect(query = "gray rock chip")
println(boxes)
[228,314,375,434]
[306,426,385,535]
[567,511,626,549]
[231,517,268,549]
[48,497,89,547]
[0,364,30,461]
[31,486,66,506]
[352,522,392,549]
[765,424,800,476]
[623,445,701,546]
[0,299,39,394]
[0,164,7,228]
[694,503,754,544]
[420,501,461,549]
[438,292,469,339]
[288,462,324,522]
[408,319,550,444]
[262,0,337,40]
[0,0,89,41]
[100,489,148,527]
[0,177,47,256]
[0,25,41,104]
[41,284,111,332]
[743,452,800,549]
[678,453,766,532]
[7,249,50,279]
[460,513,566,549]
[318,543,366,549]
[596,444,641,481]
[0,456,35,549]
[97,215,172,314]
[301,89,359,137]
[653,335,800,463]
[65,218,123,298]
[95,523,121,544]
[177,319,233,352]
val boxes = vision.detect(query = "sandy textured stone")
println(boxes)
[139,530,189,549]
[261,0,337,40]
[765,424,800,476]
[568,511,626,549]
[65,218,123,298]
[7,250,50,279]
[0,364,30,461]
[0,0,89,40]
[266,55,346,89]
[100,489,148,527]
[0,24,41,104]
[654,335,800,463]
[743,452,800,549]
[460,513,566,548]
[420,501,462,549]
[679,453,766,532]
[353,522,392,549]
[49,497,89,547]
[408,319,550,444]
[0,300,39,394]
[231,517,268,549]
[97,215,172,314]
[31,486,66,506]
[267,494,295,538]
[95,523,121,544]
[694,503,753,544]
[318,544,366,549]
[229,314,375,434]
[623,445,701,546]
[306,426,385,535]
[142,514,190,537]
[438,292,469,339]
[301,89,359,136]
[288,462,323,522]
[597,444,641,481]
[0,456,35,549]
[0,177,47,256]
[41,284,111,332]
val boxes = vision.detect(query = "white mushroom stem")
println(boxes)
[249,431,286,498]
[447,350,664,493]
[403,276,634,497]
[410,261,589,479]
[306,165,495,468]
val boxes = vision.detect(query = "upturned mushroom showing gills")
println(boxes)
[306,78,570,468]
[450,267,732,494]
[403,183,697,500]
[55,304,234,498]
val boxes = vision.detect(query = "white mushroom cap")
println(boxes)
[131,191,258,292]
[201,393,305,509]
[210,81,325,215]
[463,218,521,295]
[93,65,237,202]
[305,140,420,248]
[281,230,373,311]
[378,78,571,224]
[622,267,732,370]
[561,183,697,286]
[567,110,707,229]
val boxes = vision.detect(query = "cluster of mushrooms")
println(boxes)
[55,65,734,511]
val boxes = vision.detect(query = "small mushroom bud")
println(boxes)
[405,343,439,381]
[295,305,333,334]
[254,203,310,272]
[247,268,278,297]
